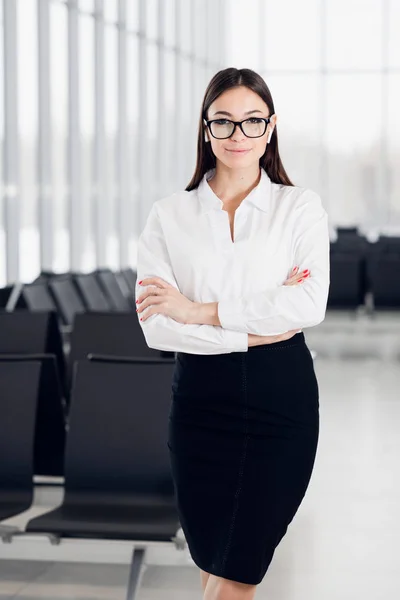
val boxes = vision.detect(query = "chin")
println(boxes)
[224,156,254,169]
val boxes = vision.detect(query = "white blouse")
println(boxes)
[135,166,330,355]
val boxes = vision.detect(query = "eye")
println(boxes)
[247,118,264,124]
[214,119,230,125]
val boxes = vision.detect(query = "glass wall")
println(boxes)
[227,0,400,232]
[0,0,225,285]
[0,1,4,286]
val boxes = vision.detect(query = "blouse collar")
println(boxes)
[197,166,272,214]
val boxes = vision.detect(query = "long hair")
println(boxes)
[186,67,294,191]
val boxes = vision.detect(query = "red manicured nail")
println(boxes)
[293,266,298,272]
[298,278,303,283]
[138,280,143,285]
[140,318,143,321]
[303,269,309,275]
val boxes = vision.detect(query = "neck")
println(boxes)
[208,163,261,205]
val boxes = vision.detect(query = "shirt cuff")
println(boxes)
[224,327,248,352]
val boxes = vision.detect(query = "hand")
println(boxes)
[283,265,310,286]
[136,277,196,324]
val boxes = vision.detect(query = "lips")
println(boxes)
[226,148,250,152]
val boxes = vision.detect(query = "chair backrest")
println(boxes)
[375,236,400,254]
[0,310,49,354]
[114,272,135,307]
[327,253,364,308]
[0,310,67,394]
[0,360,41,495]
[49,277,86,325]
[68,312,158,385]
[0,284,13,309]
[64,358,176,501]
[0,354,66,476]
[120,268,137,294]
[96,270,133,312]
[73,273,111,312]
[16,283,58,313]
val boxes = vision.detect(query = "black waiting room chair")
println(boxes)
[66,311,160,390]
[115,271,136,308]
[95,269,134,311]
[25,356,181,600]
[366,236,400,309]
[48,276,86,326]
[6,281,58,314]
[0,354,66,477]
[120,268,137,295]
[0,360,41,526]
[0,310,67,398]
[0,284,13,309]
[73,272,112,312]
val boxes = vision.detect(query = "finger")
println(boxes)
[287,269,310,280]
[139,307,159,322]
[136,286,165,305]
[138,277,171,289]
[137,295,164,313]
[288,270,310,282]
[284,272,310,285]
[283,278,302,286]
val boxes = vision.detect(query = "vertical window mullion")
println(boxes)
[138,0,148,230]
[117,0,128,267]
[94,0,106,267]
[38,0,53,271]
[3,0,19,282]
[174,0,184,188]
[67,0,82,271]
[158,0,167,195]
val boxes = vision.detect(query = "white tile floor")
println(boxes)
[1,354,400,599]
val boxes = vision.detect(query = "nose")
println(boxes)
[230,123,246,140]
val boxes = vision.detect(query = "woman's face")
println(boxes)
[204,85,277,170]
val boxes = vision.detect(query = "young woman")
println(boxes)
[135,67,330,600]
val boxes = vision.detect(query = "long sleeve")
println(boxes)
[135,202,248,355]
[217,190,330,336]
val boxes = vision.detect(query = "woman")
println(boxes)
[135,67,330,600]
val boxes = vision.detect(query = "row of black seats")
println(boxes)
[0,267,138,326]
[0,355,181,600]
[0,309,174,476]
[329,229,400,309]
[2,234,400,314]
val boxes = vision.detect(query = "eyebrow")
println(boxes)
[211,109,265,117]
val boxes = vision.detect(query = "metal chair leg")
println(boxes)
[126,546,146,600]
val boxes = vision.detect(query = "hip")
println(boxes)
[171,333,319,425]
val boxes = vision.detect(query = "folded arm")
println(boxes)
[217,190,330,336]
[135,202,248,355]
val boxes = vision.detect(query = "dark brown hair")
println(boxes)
[186,67,294,191]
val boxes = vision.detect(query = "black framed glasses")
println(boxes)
[203,116,273,139]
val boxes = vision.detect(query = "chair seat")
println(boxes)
[26,500,180,541]
[0,498,33,522]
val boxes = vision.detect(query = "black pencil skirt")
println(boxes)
[167,332,319,586]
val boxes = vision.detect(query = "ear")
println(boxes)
[269,113,277,133]
[266,113,277,142]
